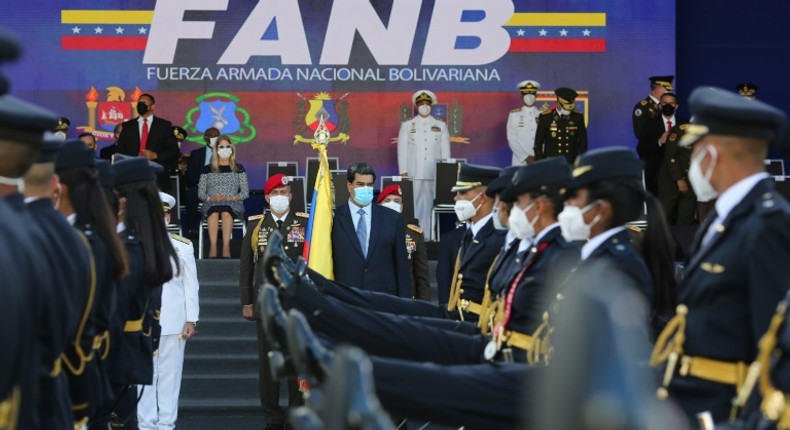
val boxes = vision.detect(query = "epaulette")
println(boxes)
[407,224,423,234]
[573,109,583,114]
[625,224,643,234]
[248,214,264,221]
[433,116,446,122]
[296,212,309,218]
[679,124,689,131]
[511,107,522,113]
[640,100,648,106]
[756,190,787,215]
[170,233,192,245]
[540,110,553,116]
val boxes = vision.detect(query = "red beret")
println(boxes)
[264,174,290,195]
[376,184,402,204]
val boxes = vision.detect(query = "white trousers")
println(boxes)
[137,334,186,430]
[412,179,434,240]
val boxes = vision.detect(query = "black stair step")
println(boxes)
[180,373,260,400]
[178,398,262,413]
[195,281,240,299]
[187,335,258,355]
[194,317,257,338]
[197,298,244,316]
[196,259,241,283]
[183,353,259,375]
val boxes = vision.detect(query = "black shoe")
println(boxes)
[285,309,332,387]
[258,284,296,378]
[323,346,394,430]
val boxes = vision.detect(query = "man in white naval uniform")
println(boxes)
[138,192,199,430]
[506,80,543,165]
[397,89,451,239]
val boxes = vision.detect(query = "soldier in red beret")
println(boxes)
[239,173,306,428]
[378,184,431,300]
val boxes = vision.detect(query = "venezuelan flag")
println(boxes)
[302,145,334,280]
[61,10,152,50]
[505,12,607,52]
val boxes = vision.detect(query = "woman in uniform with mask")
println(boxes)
[198,135,249,258]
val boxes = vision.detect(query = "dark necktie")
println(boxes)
[356,209,367,257]
[276,219,283,230]
[462,228,473,254]
[666,120,672,133]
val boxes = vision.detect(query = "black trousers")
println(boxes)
[291,277,487,365]
[255,320,303,425]
[371,357,531,430]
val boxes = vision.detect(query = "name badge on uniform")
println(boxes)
[288,226,305,244]
[406,239,417,256]
[431,126,441,132]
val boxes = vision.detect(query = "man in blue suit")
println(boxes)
[332,162,410,297]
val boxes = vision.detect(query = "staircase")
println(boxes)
[178,258,265,428]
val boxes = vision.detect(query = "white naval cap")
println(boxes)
[158,191,176,211]
[412,89,437,105]
[517,80,541,94]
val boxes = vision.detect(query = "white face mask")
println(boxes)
[688,145,719,202]
[208,137,218,148]
[217,148,232,159]
[269,194,290,214]
[380,201,402,213]
[558,201,600,241]
[454,192,483,222]
[53,131,67,141]
[508,203,537,240]
[556,107,570,116]
[0,175,23,193]
[418,104,432,117]
[523,94,536,106]
[492,207,507,231]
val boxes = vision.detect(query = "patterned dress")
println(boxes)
[198,164,249,218]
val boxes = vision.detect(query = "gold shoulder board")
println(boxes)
[679,124,689,131]
[640,100,648,106]
[248,214,264,221]
[296,212,310,218]
[170,233,192,244]
[511,107,522,113]
[407,224,423,234]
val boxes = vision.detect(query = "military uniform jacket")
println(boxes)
[161,234,199,335]
[534,109,588,164]
[405,224,431,300]
[662,123,693,183]
[487,237,521,297]
[669,179,790,417]
[239,210,307,306]
[107,231,157,385]
[457,218,507,305]
[504,226,582,334]
[506,105,542,165]
[397,114,451,179]
[632,96,661,139]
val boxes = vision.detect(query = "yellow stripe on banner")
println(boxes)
[61,10,154,24]
[506,13,606,27]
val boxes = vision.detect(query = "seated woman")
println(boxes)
[198,135,249,258]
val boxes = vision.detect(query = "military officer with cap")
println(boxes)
[658,120,698,225]
[633,76,674,139]
[534,87,588,164]
[377,184,431,300]
[24,136,94,429]
[397,89,451,239]
[737,82,758,100]
[52,116,71,140]
[507,80,544,165]
[650,87,790,424]
[239,173,306,429]
[137,192,199,430]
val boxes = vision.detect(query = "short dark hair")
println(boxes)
[347,162,376,183]
[660,92,677,103]
[139,93,155,104]
[78,132,95,140]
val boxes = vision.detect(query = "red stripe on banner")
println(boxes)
[509,38,606,52]
[61,36,148,50]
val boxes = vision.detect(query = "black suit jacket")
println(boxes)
[186,146,208,189]
[637,115,677,195]
[669,178,790,423]
[456,217,506,305]
[116,116,180,188]
[332,203,410,297]
[99,142,117,160]
[436,225,466,304]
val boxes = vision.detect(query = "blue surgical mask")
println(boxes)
[492,207,507,231]
[354,186,374,206]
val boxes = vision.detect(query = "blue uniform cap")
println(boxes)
[500,157,571,203]
[567,147,643,192]
[55,139,96,172]
[485,166,520,197]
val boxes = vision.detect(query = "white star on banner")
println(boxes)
[71,26,81,34]
[94,27,103,34]
[138,27,147,34]
[539,28,548,36]
[115,27,124,34]
[582,29,591,36]
[559,29,568,36]
[516,28,525,36]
